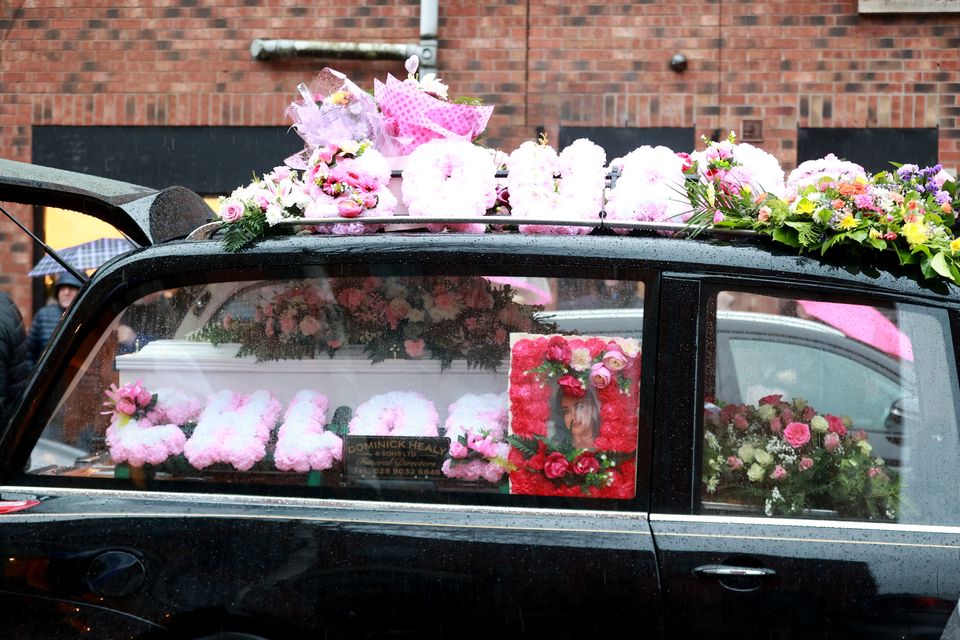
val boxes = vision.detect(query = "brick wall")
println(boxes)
[1,0,958,314]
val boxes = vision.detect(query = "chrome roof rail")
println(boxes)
[186,216,760,242]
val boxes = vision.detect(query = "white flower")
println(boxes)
[570,348,592,372]
[265,204,286,226]
[754,449,773,466]
[810,415,828,432]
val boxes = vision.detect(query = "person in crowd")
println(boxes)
[27,271,82,366]
[0,292,30,424]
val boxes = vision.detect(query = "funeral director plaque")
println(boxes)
[344,436,450,481]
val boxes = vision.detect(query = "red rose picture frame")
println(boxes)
[507,334,641,498]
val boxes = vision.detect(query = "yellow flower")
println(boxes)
[950,238,960,254]
[753,450,773,466]
[838,215,858,230]
[902,222,929,246]
[795,198,815,215]
[869,228,882,240]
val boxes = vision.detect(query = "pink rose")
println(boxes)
[801,405,815,421]
[851,429,868,442]
[733,414,749,431]
[824,432,840,452]
[448,441,469,459]
[222,313,234,330]
[602,348,629,371]
[280,316,297,336]
[757,205,772,223]
[338,198,364,218]
[727,456,743,471]
[299,315,321,336]
[115,398,137,416]
[799,457,814,471]
[783,421,811,448]
[769,416,782,433]
[589,363,612,389]
[759,394,783,406]
[826,414,846,436]
[362,193,379,209]
[404,339,426,357]
[557,374,586,398]
[546,336,572,364]
[573,451,601,475]
[220,199,245,223]
[543,452,570,479]
[771,465,787,480]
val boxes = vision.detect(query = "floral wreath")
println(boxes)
[507,334,641,498]
[441,392,511,484]
[348,391,440,437]
[103,382,200,467]
[401,139,499,233]
[274,390,343,472]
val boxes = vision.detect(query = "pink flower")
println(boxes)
[279,315,297,336]
[727,456,743,470]
[589,363,612,389]
[801,405,815,421]
[733,414,749,431]
[573,451,601,475]
[448,441,469,459]
[338,288,365,310]
[546,336,572,364]
[404,339,426,357]
[115,398,137,416]
[557,374,586,398]
[851,429,868,442]
[602,348,629,371]
[543,452,570,479]
[299,315,321,336]
[800,457,814,471]
[771,465,787,480]
[222,313,234,330]
[826,414,846,436]
[824,432,840,452]
[769,416,782,433]
[783,421,811,448]
[220,199,245,223]
[337,198,363,218]
[676,152,693,172]
[759,394,783,406]
[757,205,772,223]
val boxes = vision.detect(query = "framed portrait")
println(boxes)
[507,334,641,498]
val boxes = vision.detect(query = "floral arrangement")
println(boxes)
[195,275,556,371]
[441,392,511,483]
[273,390,343,472]
[687,132,960,286]
[701,394,899,519]
[400,138,499,233]
[506,137,607,235]
[217,141,396,251]
[375,55,494,155]
[605,145,689,228]
[183,390,283,471]
[216,57,493,250]
[103,382,201,467]
[348,391,439,437]
[507,334,641,498]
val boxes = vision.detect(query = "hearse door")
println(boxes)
[649,280,960,639]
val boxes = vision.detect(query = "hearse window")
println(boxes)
[28,272,647,507]
[700,290,960,525]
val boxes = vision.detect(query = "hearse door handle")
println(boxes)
[693,564,777,578]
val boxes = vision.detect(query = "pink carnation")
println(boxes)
[824,432,840,452]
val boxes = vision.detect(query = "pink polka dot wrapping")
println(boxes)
[375,75,494,155]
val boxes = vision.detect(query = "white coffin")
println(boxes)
[115,340,506,418]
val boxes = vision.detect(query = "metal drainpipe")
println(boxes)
[251,0,439,75]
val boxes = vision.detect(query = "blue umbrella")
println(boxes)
[29,237,136,277]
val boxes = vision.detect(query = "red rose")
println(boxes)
[825,414,847,436]
[546,336,572,364]
[557,374,586,398]
[759,394,783,406]
[573,451,601,475]
[543,452,571,479]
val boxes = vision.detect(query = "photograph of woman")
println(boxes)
[549,384,601,450]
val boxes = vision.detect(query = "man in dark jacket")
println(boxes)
[27,271,82,367]
[0,292,30,425]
